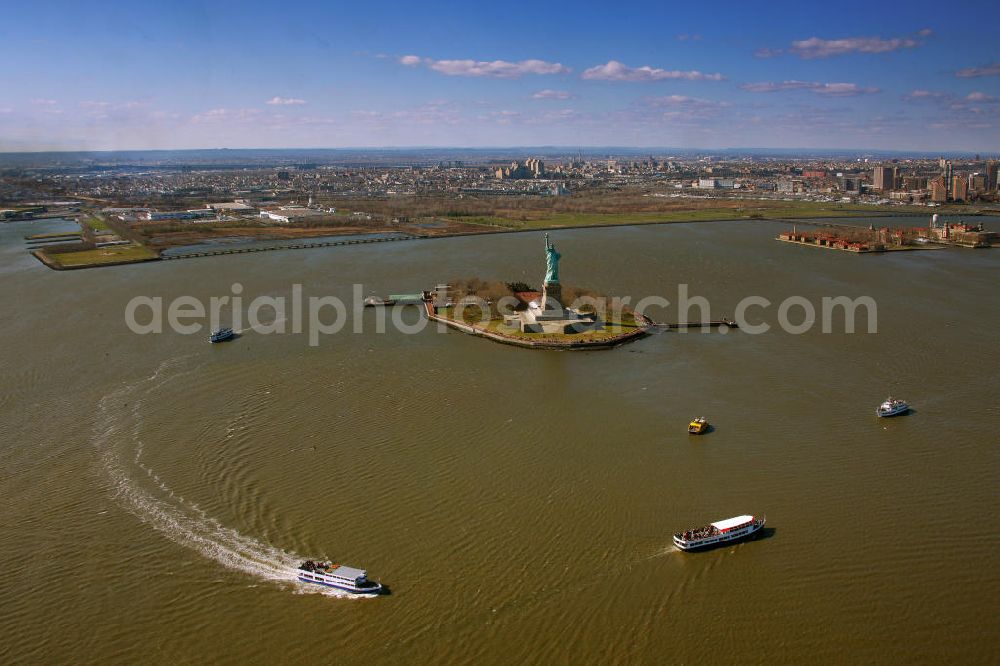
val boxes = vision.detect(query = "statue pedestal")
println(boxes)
[540,282,563,317]
[518,281,600,334]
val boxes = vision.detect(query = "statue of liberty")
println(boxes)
[544,233,561,284]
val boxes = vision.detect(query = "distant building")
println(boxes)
[698,177,736,189]
[986,160,998,191]
[139,210,214,221]
[873,166,896,192]
[929,176,948,202]
[777,178,804,194]
[495,159,545,180]
[259,207,330,224]
[838,175,863,192]
[206,201,255,214]
[951,175,969,202]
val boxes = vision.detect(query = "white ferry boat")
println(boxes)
[876,397,909,417]
[673,515,765,551]
[297,560,383,594]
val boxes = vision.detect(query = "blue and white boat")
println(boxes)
[297,560,383,594]
[673,515,766,551]
[209,327,234,343]
[876,396,909,417]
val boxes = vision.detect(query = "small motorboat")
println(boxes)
[876,396,909,417]
[209,327,234,343]
[688,417,708,434]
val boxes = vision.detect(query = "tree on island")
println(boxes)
[444,276,632,323]
[505,281,536,293]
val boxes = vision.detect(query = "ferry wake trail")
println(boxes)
[93,357,355,598]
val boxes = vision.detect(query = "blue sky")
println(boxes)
[1,0,998,151]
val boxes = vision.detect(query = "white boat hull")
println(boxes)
[297,574,383,594]
[876,405,909,417]
[673,517,765,551]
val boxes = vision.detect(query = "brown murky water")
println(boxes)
[2,216,998,663]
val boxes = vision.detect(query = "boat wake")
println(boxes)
[94,357,359,598]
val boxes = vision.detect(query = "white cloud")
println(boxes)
[810,83,881,96]
[398,55,569,78]
[956,62,1000,78]
[740,80,880,96]
[31,98,57,106]
[645,95,726,107]
[903,89,947,100]
[903,90,997,106]
[532,89,574,100]
[966,91,997,102]
[581,60,725,82]
[788,35,923,59]
[266,96,307,106]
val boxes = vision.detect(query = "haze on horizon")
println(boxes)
[2,0,999,153]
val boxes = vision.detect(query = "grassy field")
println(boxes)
[84,216,110,231]
[39,243,159,268]
[476,318,643,342]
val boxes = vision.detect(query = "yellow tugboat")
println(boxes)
[688,417,708,435]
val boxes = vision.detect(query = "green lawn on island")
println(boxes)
[41,243,159,268]
[84,216,110,231]
[480,319,642,341]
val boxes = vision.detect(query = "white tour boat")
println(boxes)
[876,397,909,417]
[297,560,383,594]
[673,515,765,551]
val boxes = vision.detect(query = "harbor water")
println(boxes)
[1,216,998,663]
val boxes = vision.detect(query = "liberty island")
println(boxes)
[426,233,652,348]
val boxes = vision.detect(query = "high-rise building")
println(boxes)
[952,175,969,202]
[495,159,545,180]
[873,166,896,191]
[987,160,998,191]
[929,176,948,202]
[944,161,954,196]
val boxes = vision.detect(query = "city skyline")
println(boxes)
[2,0,999,152]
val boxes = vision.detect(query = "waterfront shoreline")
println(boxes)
[24,208,994,270]
[424,301,652,350]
